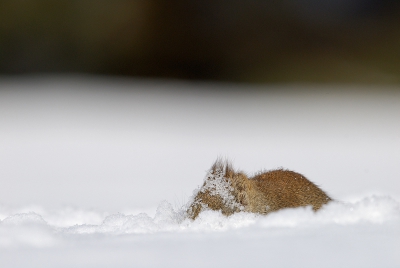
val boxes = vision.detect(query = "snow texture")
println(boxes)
[1,196,400,268]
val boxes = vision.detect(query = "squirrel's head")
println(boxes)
[187,160,248,219]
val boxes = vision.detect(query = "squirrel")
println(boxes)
[187,159,332,220]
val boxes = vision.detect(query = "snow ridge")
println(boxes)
[0,195,399,240]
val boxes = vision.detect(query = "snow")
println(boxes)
[0,196,399,267]
[0,76,400,267]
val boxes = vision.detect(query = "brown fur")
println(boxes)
[187,160,332,219]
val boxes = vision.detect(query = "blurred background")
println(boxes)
[1,1,400,211]
[1,0,400,83]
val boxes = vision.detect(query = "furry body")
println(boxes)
[187,160,332,219]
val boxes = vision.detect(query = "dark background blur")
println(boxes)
[1,0,400,83]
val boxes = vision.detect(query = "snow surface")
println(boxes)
[0,196,399,268]
[0,76,400,267]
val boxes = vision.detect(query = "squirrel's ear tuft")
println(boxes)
[210,158,235,178]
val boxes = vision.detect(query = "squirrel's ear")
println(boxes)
[210,158,235,177]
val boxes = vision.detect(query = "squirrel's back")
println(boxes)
[252,169,332,213]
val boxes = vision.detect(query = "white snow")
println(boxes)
[0,196,399,267]
[0,76,400,267]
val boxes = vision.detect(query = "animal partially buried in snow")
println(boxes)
[187,160,332,219]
